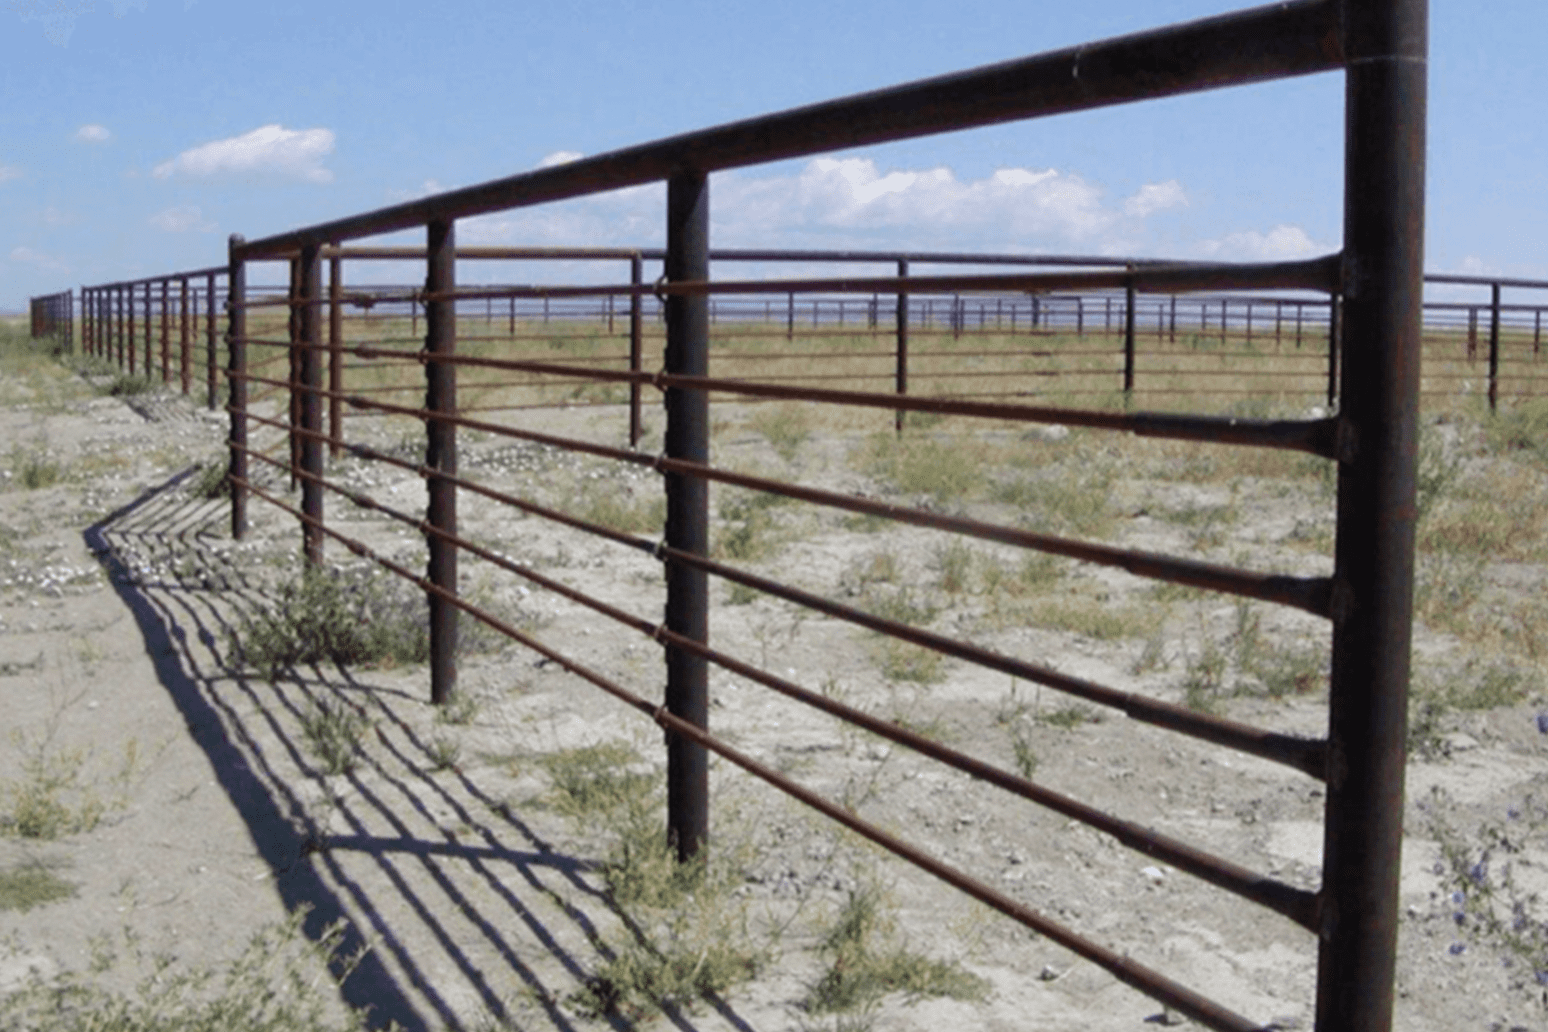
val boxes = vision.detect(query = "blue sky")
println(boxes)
[2,0,1544,311]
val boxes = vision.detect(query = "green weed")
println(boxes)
[0,859,76,912]
[2,710,138,840]
[804,879,987,1018]
[860,432,984,504]
[298,699,367,777]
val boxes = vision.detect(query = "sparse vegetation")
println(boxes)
[0,906,375,1032]
[803,878,987,1021]
[298,698,367,777]
[0,859,77,912]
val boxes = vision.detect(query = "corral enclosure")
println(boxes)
[11,2,1488,1031]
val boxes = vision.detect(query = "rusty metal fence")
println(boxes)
[27,290,74,349]
[35,2,1431,1029]
[55,260,1548,428]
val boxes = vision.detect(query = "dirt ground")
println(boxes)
[2,352,1546,1032]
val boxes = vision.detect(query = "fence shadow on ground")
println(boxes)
[84,468,760,1032]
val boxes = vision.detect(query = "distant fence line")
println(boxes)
[33,251,1548,420]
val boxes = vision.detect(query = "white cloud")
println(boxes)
[1194,225,1327,262]
[149,204,215,233]
[9,246,68,272]
[537,151,584,169]
[0,164,21,184]
[42,207,75,226]
[74,124,111,143]
[1124,180,1187,217]
[153,124,336,183]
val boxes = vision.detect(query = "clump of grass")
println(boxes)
[716,487,791,561]
[299,698,367,777]
[1181,638,1229,714]
[537,742,766,1019]
[106,373,155,397]
[1009,728,1039,780]
[1039,704,1101,729]
[1028,597,1159,642]
[189,460,228,500]
[992,456,1115,537]
[0,905,375,1032]
[804,879,987,1019]
[931,539,975,594]
[6,440,62,491]
[226,566,431,680]
[859,432,985,505]
[876,641,945,685]
[435,691,478,726]
[1484,397,1548,462]
[749,403,812,463]
[0,859,77,912]
[2,710,138,840]
[572,486,665,535]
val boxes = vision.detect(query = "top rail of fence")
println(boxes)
[234,0,1340,259]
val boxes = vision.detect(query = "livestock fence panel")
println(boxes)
[51,2,1429,1030]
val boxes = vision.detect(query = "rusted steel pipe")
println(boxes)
[227,238,248,539]
[663,171,711,861]
[298,244,324,565]
[425,220,459,707]
[1317,2,1427,1029]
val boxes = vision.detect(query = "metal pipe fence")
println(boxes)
[27,290,74,349]
[38,2,1433,1029]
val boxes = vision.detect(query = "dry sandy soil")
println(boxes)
[2,345,1546,1032]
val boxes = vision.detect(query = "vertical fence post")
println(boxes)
[663,170,710,862]
[288,259,301,492]
[144,281,155,376]
[786,291,794,341]
[298,244,325,566]
[206,271,219,410]
[228,238,248,540]
[127,284,137,375]
[426,220,459,707]
[895,260,909,435]
[179,278,191,394]
[115,286,124,369]
[1318,3,1426,1030]
[160,279,171,383]
[329,255,344,459]
[1466,307,1478,360]
[1488,281,1501,410]
[1123,273,1137,399]
[1327,295,1341,407]
[629,254,644,449]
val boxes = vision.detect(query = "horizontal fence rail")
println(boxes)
[43,2,1430,1030]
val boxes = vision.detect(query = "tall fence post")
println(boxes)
[144,281,155,376]
[228,238,248,540]
[1487,281,1501,410]
[329,255,344,459]
[1318,2,1427,1030]
[160,279,171,383]
[206,271,219,410]
[426,220,459,707]
[663,170,710,862]
[179,277,191,394]
[629,253,644,448]
[1327,295,1341,407]
[288,259,301,492]
[298,244,324,566]
[895,260,909,434]
[1123,272,1137,399]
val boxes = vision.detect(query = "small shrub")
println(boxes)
[1,725,137,840]
[424,734,461,772]
[189,460,228,500]
[1009,728,1039,780]
[1039,704,1100,729]
[299,698,367,777]
[106,373,155,397]
[860,432,984,504]
[227,567,431,680]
